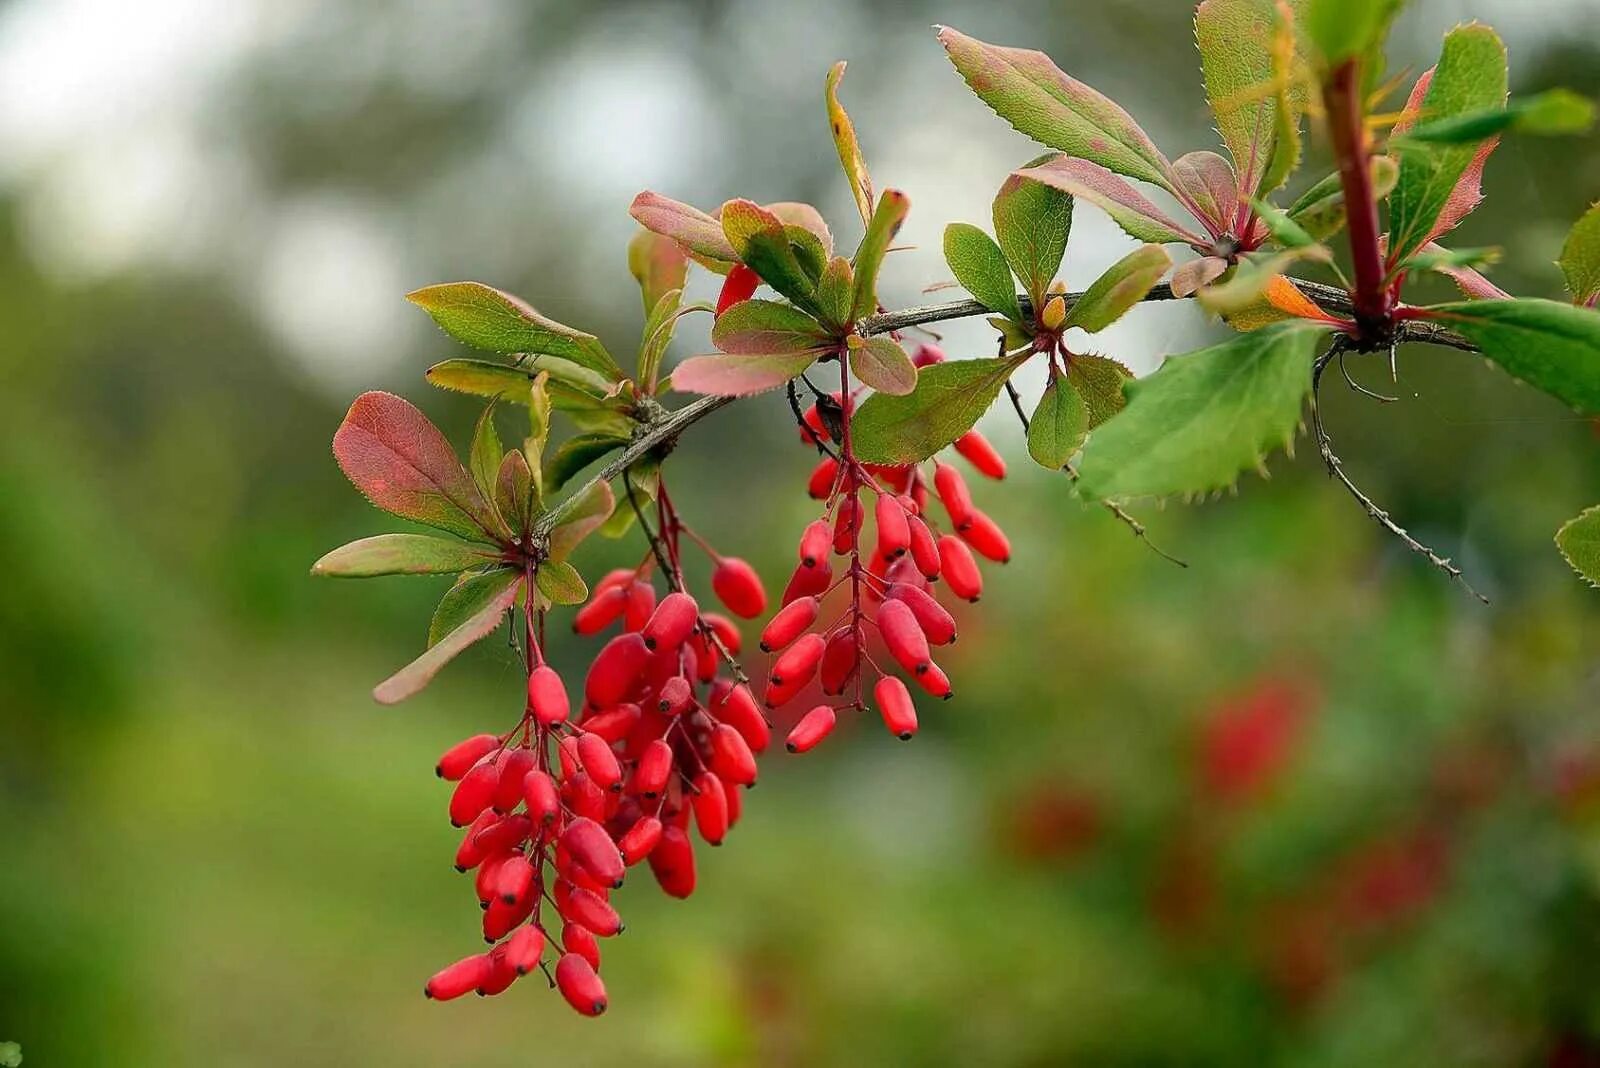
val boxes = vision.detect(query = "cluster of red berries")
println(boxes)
[422,535,771,1015]
[767,344,1010,752]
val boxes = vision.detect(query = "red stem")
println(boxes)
[1322,59,1391,335]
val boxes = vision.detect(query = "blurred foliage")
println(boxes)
[2,1,1600,1065]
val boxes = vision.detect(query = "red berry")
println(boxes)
[959,508,1011,563]
[634,738,674,799]
[504,925,545,976]
[436,733,499,781]
[476,945,518,996]
[938,535,983,602]
[619,816,663,865]
[913,660,953,700]
[492,747,537,812]
[954,430,1006,480]
[555,952,608,1016]
[877,598,932,676]
[715,263,761,316]
[786,705,837,753]
[709,681,771,752]
[798,519,832,568]
[885,584,957,645]
[908,516,942,580]
[576,732,623,792]
[449,760,499,827]
[767,632,825,707]
[454,810,501,871]
[573,585,627,635]
[657,675,693,716]
[483,889,534,941]
[712,557,767,619]
[912,342,946,367]
[562,885,623,937]
[585,633,651,708]
[527,665,570,727]
[808,456,840,499]
[875,675,919,739]
[782,559,833,605]
[623,580,657,632]
[692,770,729,845]
[648,824,697,898]
[472,813,532,859]
[642,591,698,650]
[701,612,742,656]
[424,953,493,1001]
[832,497,862,554]
[933,462,974,529]
[495,853,535,905]
[562,922,601,970]
[561,817,625,888]
[523,769,560,828]
[710,723,758,786]
[819,627,859,695]
[875,493,911,558]
[580,702,640,743]
[761,596,819,652]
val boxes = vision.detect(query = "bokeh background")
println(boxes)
[3,0,1599,1064]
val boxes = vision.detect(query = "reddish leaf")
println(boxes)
[376,571,522,704]
[1017,157,1206,247]
[671,352,822,397]
[1171,151,1239,234]
[629,191,739,263]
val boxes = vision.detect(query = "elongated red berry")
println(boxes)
[556,952,608,1016]
[716,262,761,316]
[648,823,697,898]
[623,580,657,632]
[761,596,819,652]
[709,682,771,752]
[657,675,692,716]
[455,810,500,871]
[449,761,499,827]
[504,924,545,976]
[799,402,828,445]
[710,723,758,786]
[576,732,623,792]
[808,456,839,499]
[702,612,742,655]
[562,816,625,888]
[476,945,517,996]
[819,627,858,695]
[914,660,953,699]
[875,494,911,558]
[562,772,607,822]
[492,747,537,812]
[585,632,650,708]
[562,922,601,970]
[476,853,510,907]
[580,703,639,743]
[767,632,825,707]
[933,462,974,529]
[692,770,729,845]
[424,954,493,1000]
[954,429,1006,480]
[938,535,982,602]
[563,885,623,937]
[908,516,942,579]
[495,853,535,905]
[436,734,499,780]
[472,813,532,858]
[782,559,833,605]
[885,584,957,645]
[619,816,663,865]
[712,557,767,619]
[483,890,534,941]
[642,591,698,651]
[786,704,837,753]
[832,497,862,554]
[913,342,946,367]
[959,508,1011,563]
[523,769,560,828]
[877,598,932,676]
[527,665,570,727]
[573,585,627,635]
[798,519,831,568]
[634,738,673,799]
[875,675,918,739]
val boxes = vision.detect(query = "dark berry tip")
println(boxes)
[786,743,798,753]
[423,988,435,999]
[898,732,913,741]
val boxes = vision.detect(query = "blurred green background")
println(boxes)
[2,1,1599,1064]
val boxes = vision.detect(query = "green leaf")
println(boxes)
[768,202,834,257]
[1399,245,1500,274]
[311,534,497,578]
[1196,0,1306,195]
[671,351,822,397]
[637,287,691,394]
[1304,0,1402,65]
[468,404,502,502]
[711,299,832,355]
[851,189,911,322]
[372,568,521,704]
[993,166,1073,309]
[548,481,616,562]
[1397,88,1594,144]
[938,25,1174,190]
[1066,353,1133,428]
[1250,198,1316,249]
[721,199,820,314]
[1064,244,1172,333]
[1388,25,1508,265]
[536,560,589,606]
[494,449,535,534]
[525,373,553,483]
[629,191,738,263]
[852,354,1030,464]
[1427,299,1600,414]
[1027,374,1088,469]
[1559,201,1600,305]
[1198,248,1327,315]
[1555,505,1600,587]
[547,433,628,492]
[850,337,917,396]
[332,391,500,542]
[1284,156,1398,242]
[1017,157,1206,246]
[424,357,610,408]
[407,282,621,381]
[816,256,856,329]
[826,61,875,227]
[944,223,1024,323]
[627,228,689,314]
[1076,321,1328,499]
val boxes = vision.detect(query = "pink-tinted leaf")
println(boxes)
[548,481,616,563]
[333,391,500,543]
[711,299,832,355]
[629,191,739,263]
[826,60,876,227]
[375,570,522,704]
[1434,261,1512,301]
[721,199,821,313]
[1017,157,1206,247]
[670,351,823,397]
[627,228,689,314]
[939,26,1175,190]
[311,534,498,578]
[1171,151,1239,234]
[767,202,834,257]
[1171,256,1230,298]
[849,336,917,396]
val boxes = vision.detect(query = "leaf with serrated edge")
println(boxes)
[1077,321,1328,499]
[993,165,1073,309]
[1027,375,1089,469]
[1066,353,1133,428]
[1560,202,1600,305]
[826,62,875,226]
[852,354,1030,464]
[1285,157,1398,242]
[1388,25,1508,266]
[312,534,497,578]
[629,191,738,263]
[374,569,521,704]
[1397,89,1594,144]
[536,560,589,606]
[939,26,1174,190]
[852,189,910,322]
[672,351,823,397]
[1172,151,1239,233]
[1065,245,1172,332]
[1017,157,1205,246]
[944,223,1024,324]
[494,450,534,535]
[1196,0,1306,195]
[525,373,553,495]
[1556,505,1600,587]
[407,282,621,380]
[333,391,500,542]
[851,337,917,396]
[548,481,615,563]
[816,256,856,329]
[721,200,821,313]
[424,357,610,407]
[712,299,832,355]
[1426,299,1600,415]
[547,433,628,492]
[468,404,502,501]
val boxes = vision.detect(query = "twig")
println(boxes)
[1310,339,1489,603]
